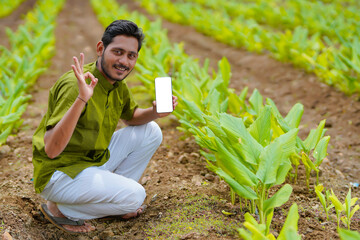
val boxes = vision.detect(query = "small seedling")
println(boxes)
[314,184,333,220]
[329,188,359,229]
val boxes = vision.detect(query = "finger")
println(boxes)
[84,72,98,88]
[90,78,98,88]
[71,65,82,82]
[80,53,84,72]
[73,56,82,74]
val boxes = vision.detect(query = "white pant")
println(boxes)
[40,121,162,220]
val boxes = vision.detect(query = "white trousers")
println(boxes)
[40,121,162,220]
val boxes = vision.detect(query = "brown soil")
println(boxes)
[1,0,359,239]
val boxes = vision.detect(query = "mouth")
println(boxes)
[114,64,129,72]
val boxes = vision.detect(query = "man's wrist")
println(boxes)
[77,96,87,104]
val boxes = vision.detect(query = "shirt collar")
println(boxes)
[92,61,120,91]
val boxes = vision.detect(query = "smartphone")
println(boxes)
[155,77,173,113]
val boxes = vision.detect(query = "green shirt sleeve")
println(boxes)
[45,74,79,130]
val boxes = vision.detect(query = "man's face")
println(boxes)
[97,35,139,84]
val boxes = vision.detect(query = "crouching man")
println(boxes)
[32,19,177,233]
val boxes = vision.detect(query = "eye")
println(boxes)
[113,50,123,55]
[128,53,137,60]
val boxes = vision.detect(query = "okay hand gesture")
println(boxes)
[71,53,98,102]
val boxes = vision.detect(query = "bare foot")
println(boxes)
[47,201,95,233]
[121,206,145,219]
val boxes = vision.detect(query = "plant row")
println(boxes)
[0,0,65,145]
[0,0,25,18]
[136,0,360,96]
[90,0,359,238]
[182,0,360,42]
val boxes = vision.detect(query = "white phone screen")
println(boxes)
[155,77,173,113]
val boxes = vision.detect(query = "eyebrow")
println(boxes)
[112,47,137,55]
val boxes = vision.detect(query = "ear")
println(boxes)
[96,41,104,57]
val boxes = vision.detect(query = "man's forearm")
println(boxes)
[123,107,158,126]
[44,97,86,159]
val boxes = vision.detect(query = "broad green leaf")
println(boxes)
[350,205,359,219]
[181,98,206,124]
[220,98,228,113]
[185,78,203,107]
[303,119,326,153]
[242,222,268,239]
[256,129,298,184]
[274,160,292,186]
[266,98,291,132]
[329,190,345,212]
[237,228,253,240]
[350,198,358,207]
[228,90,244,115]
[218,57,231,87]
[266,210,274,236]
[206,89,222,115]
[277,203,301,240]
[199,150,216,162]
[249,89,264,116]
[214,137,257,187]
[206,161,257,200]
[338,228,360,240]
[248,106,271,147]
[284,103,304,128]
[313,136,330,166]
[263,184,293,215]
[244,212,259,227]
[204,115,226,138]
[219,113,263,165]
[270,115,285,139]
[301,152,317,171]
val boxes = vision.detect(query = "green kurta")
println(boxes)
[32,62,138,193]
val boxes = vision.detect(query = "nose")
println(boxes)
[118,54,129,67]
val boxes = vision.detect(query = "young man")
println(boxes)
[32,20,177,233]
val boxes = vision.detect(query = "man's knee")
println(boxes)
[146,121,163,147]
[126,184,146,209]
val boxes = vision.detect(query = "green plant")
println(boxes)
[338,228,360,240]
[314,184,333,220]
[0,0,25,17]
[0,0,65,145]
[238,203,301,240]
[329,188,359,229]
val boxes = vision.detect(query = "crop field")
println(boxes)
[0,0,360,239]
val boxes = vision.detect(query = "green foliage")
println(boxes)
[329,188,359,229]
[137,0,360,96]
[0,0,25,17]
[314,184,334,221]
[0,0,66,145]
[338,228,360,240]
[90,0,332,235]
[238,203,301,240]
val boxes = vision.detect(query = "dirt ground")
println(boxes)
[0,0,359,239]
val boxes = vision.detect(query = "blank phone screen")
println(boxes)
[155,77,173,113]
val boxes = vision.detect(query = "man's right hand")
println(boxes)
[71,53,98,102]
[44,54,98,159]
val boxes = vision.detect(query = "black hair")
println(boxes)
[101,20,145,51]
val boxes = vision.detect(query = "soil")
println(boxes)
[1,0,359,239]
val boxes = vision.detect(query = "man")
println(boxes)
[32,20,177,233]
